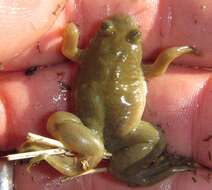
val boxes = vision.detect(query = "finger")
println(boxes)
[0,0,66,64]
[3,0,212,70]
[144,66,212,168]
[3,0,75,71]
[12,65,212,189]
[14,164,212,190]
[0,63,77,150]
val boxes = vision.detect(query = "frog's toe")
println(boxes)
[27,154,84,177]
[42,154,83,177]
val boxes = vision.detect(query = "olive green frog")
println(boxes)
[20,15,196,186]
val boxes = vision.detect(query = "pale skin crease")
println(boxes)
[0,0,212,190]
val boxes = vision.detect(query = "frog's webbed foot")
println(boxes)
[119,151,196,187]
[143,46,199,79]
[19,111,105,177]
[109,121,196,186]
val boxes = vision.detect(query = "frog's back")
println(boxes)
[75,15,147,146]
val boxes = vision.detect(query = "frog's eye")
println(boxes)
[100,21,115,36]
[126,29,141,44]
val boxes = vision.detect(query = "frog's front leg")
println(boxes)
[110,121,194,186]
[62,23,81,61]
[143,46,198,78]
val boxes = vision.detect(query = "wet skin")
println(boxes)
[20,15,197,186]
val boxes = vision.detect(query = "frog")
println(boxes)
[20,15,197,186]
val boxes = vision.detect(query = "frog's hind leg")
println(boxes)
[19,138,83,177]
[46,112,105,173]
[110,121,195,186]
[110,121,165,176]
[143,46,198,78]
[19,111,105,177]
[121,151,195,187]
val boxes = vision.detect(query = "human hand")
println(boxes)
[0,1,212,189]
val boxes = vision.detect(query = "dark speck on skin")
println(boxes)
[31,176,34,182]
[194,19,198,24]
[207,173,211,182]
[192,176,197,183]
[208,151,211,161]
[203,135,212,142]
[36,42,41,53]
[25,66,38,76]
[0,62,4,70]
[52,3,62,15]
[58,81,71,91]
[159,30,164,38]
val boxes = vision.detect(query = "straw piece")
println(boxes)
[60,167,108,182]
[2,132,112,161]
[2,148,67,161]
[27,133,65,149]
[76,167,108,177]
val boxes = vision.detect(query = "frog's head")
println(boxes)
[91,15,142,63]
[100,15,141,41]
